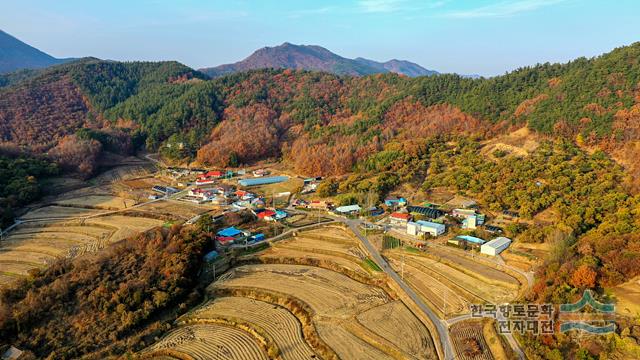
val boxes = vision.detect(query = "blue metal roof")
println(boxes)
[217,227,242,237]
[204,250,219,262]
[239,176,288,187]
[455,235,486,244]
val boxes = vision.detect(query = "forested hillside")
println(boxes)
[0,214,231,359]
[0,43,639,184]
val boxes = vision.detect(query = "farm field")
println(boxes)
[0,220,112,287]
[356,300,435,358]
[54,195,137,210]
[143,324,269,360]
[1,196,167,289]
[85,215,164,242]
[450,320,494,360]
[181,296,316,360]
[19,205,106,220]
[257,226,378,277]
[427,246,520,287]
[208,264,436,359]
[133,200,212,221]
[384,248,520,317]
[148,225,437,359]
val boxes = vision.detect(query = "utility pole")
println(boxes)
[443,288,447,318]
[401,254,405,280]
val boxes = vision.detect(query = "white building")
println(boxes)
[335,204,361,215]
[481,237,512,256]
[407,220,446,237]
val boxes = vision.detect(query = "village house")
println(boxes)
[234,190,255,200]
[452,208,485,229]
[384,196,407,208]
[252,169,269,177]
[306,200,329,210]
[215,227,249,247]
[390,212,412,225]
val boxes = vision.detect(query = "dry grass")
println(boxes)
[481,127,540,160]
[482,319,509,360]
[357,301,436,359]
[54,195,136,210]
[86,215,164,242]
[143,324,268,360]
[385,249,520,315]
[611,276,640,317]
[181,296,316,360]
[20,206,106,220]
[211,264,389,316]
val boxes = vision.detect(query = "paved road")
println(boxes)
[343,219,455,360]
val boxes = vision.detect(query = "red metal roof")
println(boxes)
[390,212,411,220]
[257,210,276,218]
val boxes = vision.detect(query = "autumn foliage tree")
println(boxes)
[570,265,597,289]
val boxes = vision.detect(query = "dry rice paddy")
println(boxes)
[54,195,137,210]
[182,296,316,360]
[0,210,163,288]
[385,249,520,317]
[146,225,437,359]
[144,324,268,360]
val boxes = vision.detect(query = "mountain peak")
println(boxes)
[0,29,71,74]
[200,43,437,78]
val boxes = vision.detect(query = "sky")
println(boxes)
[1,0,639,76]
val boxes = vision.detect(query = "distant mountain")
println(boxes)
[0,29,73,74]
[200,42,438,78]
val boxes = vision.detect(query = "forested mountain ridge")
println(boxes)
[0,42,639,182]
[0,30,73,74]
[199,42,438,77]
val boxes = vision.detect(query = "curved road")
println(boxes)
[343,219,455,360]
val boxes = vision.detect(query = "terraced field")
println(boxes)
[258,226,374,277]
[0,213,163,288]
[357,301,435,358]
[0,221,113,286]
[385,249,520,317]
[182,297,316,360]
[19,205,106,220]
[54,195,137,210]
[214,264,389,316]
[85,215,164,242]
[146,225,438,359]
[144,324,268,360]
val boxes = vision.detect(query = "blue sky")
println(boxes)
[2,0,639,76]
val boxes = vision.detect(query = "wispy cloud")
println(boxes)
[358,0,409,13]
[442,0,567,19]
[288,6,335,19]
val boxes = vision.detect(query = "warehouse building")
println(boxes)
[407,220,446,237]
[481,237,512,256]
[239,175,288,187]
